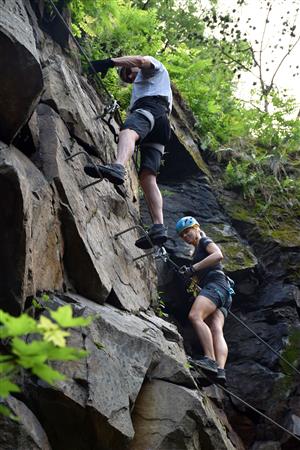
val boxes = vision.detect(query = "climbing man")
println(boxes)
[84,55,172,249]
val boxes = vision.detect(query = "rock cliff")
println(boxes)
[0,1,299,450]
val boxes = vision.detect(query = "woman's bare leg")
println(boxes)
[205,310,228,368]
[188,295,217,360]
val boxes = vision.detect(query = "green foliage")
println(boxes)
[69,0,120,38]
[280,329,300,376]
[0,300,93,416]
[184,361,192,369]
[160,189,174,197]
[64,0,300,216]
[153,292,168,318]
[222,90,300,214]
[186,278,201,298]
[273,329,300,397]
[0,404,18,420]
[132,0,205,49]
[165,44,248,148]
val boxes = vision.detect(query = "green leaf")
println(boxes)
[0,379,20,397]
[37,316,70,347]
[0,312,37,338]
[17,354,49,369]
[0,355,14,362]
[32,299,43,310]
[12,338,52,357]
[50,305,93,328]
[31,364,65,384]
[46,346,88,361]
[0,404,19,420]
[0,361,16,375]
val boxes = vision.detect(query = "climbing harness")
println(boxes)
[134,109,155,131]
[204,269,236,297]
[94,100,120,144]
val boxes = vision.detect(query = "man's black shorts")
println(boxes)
[139,146,162,175]
[121,110,171,175]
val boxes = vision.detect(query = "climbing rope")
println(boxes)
[48,0,114,100]
[47,0,122,129]
[215,380,300,443]
[228,309,300,376]
[47,0,143,176]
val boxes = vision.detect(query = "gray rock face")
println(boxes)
[41,55,116,158]
[33,102,155,310]
[144,69,300,449]
[25,296,237,450]
[0,396,52,450]
[1,1,298,449]
[129,379,236,450]
[0,143,63,312]
[0,94,155,312]
[0,0,43,143]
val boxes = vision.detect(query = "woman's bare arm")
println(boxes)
[192,242,223,272]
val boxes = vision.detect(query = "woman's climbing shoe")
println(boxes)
[215,368,227,386]
[135,224,168,249]
[84,163,125,185]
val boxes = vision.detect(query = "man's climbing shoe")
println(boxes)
[192,356,218,375]
[135,224,168,249]
[84,163,125,185]
[215,368,227,386]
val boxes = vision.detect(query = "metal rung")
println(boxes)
[64,151,90,162]
[114,225,157,261]
[133,248,156,262]
[64,148,104,190]
[80,179,103,190]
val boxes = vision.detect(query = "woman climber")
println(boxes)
[175,216,234,385]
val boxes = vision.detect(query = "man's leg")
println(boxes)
[84,124,141,184]
[134,147,168,249]
[115,128,139,165]
[139,169,163,224]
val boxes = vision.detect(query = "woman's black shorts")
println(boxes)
[200,281,232,318]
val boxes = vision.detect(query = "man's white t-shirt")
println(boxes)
[130,56,172,111]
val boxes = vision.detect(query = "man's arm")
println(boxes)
[88,55,155,77]
[111,56,153,70]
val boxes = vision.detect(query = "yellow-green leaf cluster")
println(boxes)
[0,301,94,416]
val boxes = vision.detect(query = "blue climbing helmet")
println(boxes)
[176,216,200,235]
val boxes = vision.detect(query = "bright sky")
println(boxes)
[203,0,300,109]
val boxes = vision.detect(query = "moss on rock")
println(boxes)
[201,223,257,273]
[218,191,300,249]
